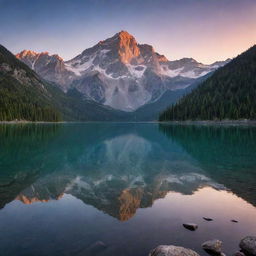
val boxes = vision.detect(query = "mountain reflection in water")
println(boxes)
[0,123,229,221]
[159,124,256,207]
[0,123,256,256]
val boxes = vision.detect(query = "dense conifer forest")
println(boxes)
[159,45,256,121]
[0,45,61,121]
[0,76,61,122]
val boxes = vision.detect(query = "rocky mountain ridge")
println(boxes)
[16,31,229,111]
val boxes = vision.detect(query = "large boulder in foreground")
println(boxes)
[149,245,200,256]
[202,239,222,255]
[239,236,256,256]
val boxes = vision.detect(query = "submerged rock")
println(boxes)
[87,241,107,253]
[183,223,198,231]
[149,245,200,256]
[233,251,245,256]
[231,219,238,223]
[239,236,256,256]
[203,217,213,221]
[202,239,222,255]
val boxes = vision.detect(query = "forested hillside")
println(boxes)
[0,45,126,122]
[0,45,61,121]
[159,45,256,121]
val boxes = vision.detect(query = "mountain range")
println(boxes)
[1,31,231,121]
[15,31,229,114]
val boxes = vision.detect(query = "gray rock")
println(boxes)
[202,239,222,255]
[149,245,200,256]
[203,217,213,221]
[239,236,256,256]
[183,223,198,231]
[233,251,245,256]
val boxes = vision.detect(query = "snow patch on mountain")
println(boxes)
[65,55,96,76]
[126,64,146,78]
[160,66,184,77]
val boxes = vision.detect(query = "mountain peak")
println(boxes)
[52,54,64,61]
[106,30,140,64]
[16,50,63,62]
[16,50,64,59]
[117,30,134,38]
[16,50,39,58]
[180,57,198,63]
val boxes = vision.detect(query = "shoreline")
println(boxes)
[159,120,256,126]
[0,120,256,126]
[0,121,68,124]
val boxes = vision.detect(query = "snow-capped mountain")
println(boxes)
[16,31,229,111]
[160,57,229,78]
[15,50,74,90]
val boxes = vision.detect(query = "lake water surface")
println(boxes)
[0,123,256,256]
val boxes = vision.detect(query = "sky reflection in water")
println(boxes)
[0,123,256,256]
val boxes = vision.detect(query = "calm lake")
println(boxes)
[0,123,256,256]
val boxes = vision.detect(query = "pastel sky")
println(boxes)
[0,0,256,64]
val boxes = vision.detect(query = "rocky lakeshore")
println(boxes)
[149,236,256,256]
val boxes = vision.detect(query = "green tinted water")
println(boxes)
[0,123,256,256]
